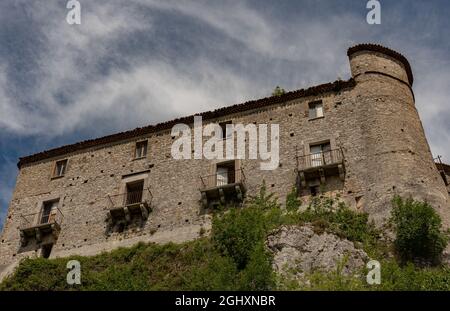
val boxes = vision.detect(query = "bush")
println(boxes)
[285,186,301,211]
[247,181,280,211]
[391,196,448,265]
[212,181,281,269]
[212,207,267,269]
[296,198,380,249]
[237,242,275,290]
[279,258,450,291]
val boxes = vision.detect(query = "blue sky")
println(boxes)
[1,0,449,229]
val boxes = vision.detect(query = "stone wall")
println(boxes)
[1,45,449,268]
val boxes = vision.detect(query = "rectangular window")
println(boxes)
[219,121,233,139]
[308,101,324,119]
[41,200,59,224]
[135,141,148,159]
[54,159,67,177]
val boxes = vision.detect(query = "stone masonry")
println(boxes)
[0,44,449,272]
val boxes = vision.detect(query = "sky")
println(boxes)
[0,0,449,229]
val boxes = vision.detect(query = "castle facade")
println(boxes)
[1,44,449,274]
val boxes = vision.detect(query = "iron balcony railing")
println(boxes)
[297,149,344,171]
[107,188,153,210]
[19,208,64,231]
[200,168,246,190]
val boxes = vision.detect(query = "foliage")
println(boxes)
[247,181,280,211]
[1,182,281,291]
[271,86,286,96]
[2,188,449,291]
[292,197,383,257]
[285,186,301,212]
[212,207,267,269]
[279,258,450,291]
[237,242,275,290]
[390,196,448,265]
[0,240,238,291]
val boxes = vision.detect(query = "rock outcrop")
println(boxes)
[266,225,368,278]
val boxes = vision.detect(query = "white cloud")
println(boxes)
[0,0,448,162]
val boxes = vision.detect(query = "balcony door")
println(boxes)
[40,200,58,224]
[215,161,236,186]
[216,167,228,186]
[125,181,144,206]
[310,142,331,167]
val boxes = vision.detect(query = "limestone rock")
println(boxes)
[266,225,368,277]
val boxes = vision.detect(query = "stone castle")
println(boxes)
[1,44,449,276]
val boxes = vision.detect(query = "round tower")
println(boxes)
[347,44,450,227]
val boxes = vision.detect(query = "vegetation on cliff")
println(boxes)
[1,184,449,291]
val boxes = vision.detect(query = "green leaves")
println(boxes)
[391,196,448,265]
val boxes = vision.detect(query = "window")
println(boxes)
[219,121,233,140]
[310,142,331,167]
[308,101,324,119]
[54,159,67,177]
[125,180,144,205]
[216,161,236,186]
[135,141,148,159]
[41,200,59,224]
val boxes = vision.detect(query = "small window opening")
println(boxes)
[135,141,148,159]
[308,101,324,119]
[219,121,233,139]
[54,159,68,177]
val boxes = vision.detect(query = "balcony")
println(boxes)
[296,149,345,186]
[200,168,246,208]
[107,188,153,225]
[19,208,64,246]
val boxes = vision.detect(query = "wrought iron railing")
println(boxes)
[107,188,153,210]
[200,168,246,189]
[19,208,64,230]
[297,149,344,171]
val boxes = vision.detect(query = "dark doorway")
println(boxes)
[41,244,53,259]
[310,185,320,197]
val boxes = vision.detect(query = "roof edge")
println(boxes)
[17,78,356,168]
[347,43,414,86]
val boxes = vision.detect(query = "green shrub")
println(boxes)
[237,242,275,290]
[285,186,301,211]
[212,182,282,269]
[212,207,266,269]
[391,196,448,265]
[296,198,381,252]
[247,181,280,211]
